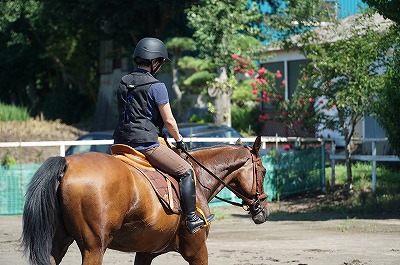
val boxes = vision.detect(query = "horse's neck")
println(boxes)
[191,146,248,200]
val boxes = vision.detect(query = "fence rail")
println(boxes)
[328,139,400,193]
[0,136,325,156]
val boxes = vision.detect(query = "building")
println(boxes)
[258,1,392,154]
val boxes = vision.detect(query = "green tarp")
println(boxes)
[0,164,41,215]
[0,148,324,214]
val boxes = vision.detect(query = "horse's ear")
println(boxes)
[252,135,262,155]
[235,138,243,145]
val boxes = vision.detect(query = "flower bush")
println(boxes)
[232,54,319,137]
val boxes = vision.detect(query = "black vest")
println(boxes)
[113,72,163,144]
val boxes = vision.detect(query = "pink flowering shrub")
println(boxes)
[232,54,319,137]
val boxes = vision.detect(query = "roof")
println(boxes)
[262,12,393,53]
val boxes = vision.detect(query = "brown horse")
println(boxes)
[21,136,269,265]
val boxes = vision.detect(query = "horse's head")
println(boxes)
[233,135,269,224]
[189,136,269,224]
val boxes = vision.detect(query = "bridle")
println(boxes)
[181,146,267,215]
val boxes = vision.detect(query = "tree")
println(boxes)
[186,0,263,126]
[165,37,197,122]
[265,0,338,44]
[373,27,400,156]
[296,12,391,191]
[0,0,199,124]
[362,0,400,24]
[362,0,400,156]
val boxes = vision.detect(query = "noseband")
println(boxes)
[242,146,267,214]
[181,146,267,215]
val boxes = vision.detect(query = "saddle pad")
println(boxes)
[111,144,181,214]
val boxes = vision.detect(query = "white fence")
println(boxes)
[328,139,400,193]
[1,137,398,194]
[0,136,324,157]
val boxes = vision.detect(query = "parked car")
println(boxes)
[65,131,113,156]
[163,123,243,149]
[65,123,243,155]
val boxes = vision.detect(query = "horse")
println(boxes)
[21,136,269,265]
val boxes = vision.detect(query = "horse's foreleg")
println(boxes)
[184,245,209,265]
[134,252,162,265]
[180,230,209,265]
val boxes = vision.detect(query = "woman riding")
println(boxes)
[113,37,214,234]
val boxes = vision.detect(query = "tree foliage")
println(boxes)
[0,0,198,124]
[265,0,338,43]
[186,0,265,125]
[373,27,400,156]
[186,0,263,68]
[296,12,391,190]
[362,1,400,156]
[362,0,400,24]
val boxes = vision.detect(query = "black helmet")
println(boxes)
[133,38,170,61]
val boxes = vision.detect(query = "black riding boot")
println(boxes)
[179,169,215,234]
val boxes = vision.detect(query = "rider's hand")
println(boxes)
[176,140,188,152]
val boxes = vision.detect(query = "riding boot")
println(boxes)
[179,169,215,234]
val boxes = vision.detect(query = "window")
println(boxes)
[288,59,308,99]
[261,59,308,104]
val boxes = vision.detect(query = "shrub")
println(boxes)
[374,44,400,156]
[231,104,262,136]
[0,102,29,121]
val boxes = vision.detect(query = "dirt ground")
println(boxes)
[1,205,399,265]
[0,119,86,164]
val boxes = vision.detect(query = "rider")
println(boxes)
[113,37,215,234]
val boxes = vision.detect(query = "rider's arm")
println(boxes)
[158,103,182,141]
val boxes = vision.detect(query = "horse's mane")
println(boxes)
[189,143,246,153]
[189,144,229,152]
[188,144,251,167]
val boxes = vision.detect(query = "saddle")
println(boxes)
[111,143,182,214]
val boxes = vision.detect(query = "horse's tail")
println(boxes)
[21,156,67,265]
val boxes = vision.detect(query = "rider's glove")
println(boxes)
[176,140,188,152]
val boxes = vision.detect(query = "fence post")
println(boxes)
[321,140,326,193]
[372,141,377,193]
[60,144,66,157]
[331,142,336,191]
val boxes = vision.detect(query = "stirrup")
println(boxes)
[196,207,215,228]
[185,208,215,234]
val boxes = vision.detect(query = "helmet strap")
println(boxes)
[150,59,163,75]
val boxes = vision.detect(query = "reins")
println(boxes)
[181,148,248,207]
[165,138,265,209]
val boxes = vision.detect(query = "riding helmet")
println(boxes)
[133,38,170,61]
